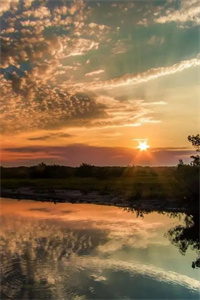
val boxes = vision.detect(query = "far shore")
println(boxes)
[0,187,196,214]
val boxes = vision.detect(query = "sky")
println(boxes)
[0,0,199,166]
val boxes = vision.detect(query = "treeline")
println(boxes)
[175,162,199,204]
[0,160,199,204]
[0,163,165,180]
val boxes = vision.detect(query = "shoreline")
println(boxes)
[0,188,196,214]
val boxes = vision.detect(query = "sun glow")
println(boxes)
[138,141,149,151]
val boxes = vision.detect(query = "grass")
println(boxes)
[1,171,178,200]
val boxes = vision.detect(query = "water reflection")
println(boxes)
[166,213,200,269]
[0,198,199,299]
[123,206,200,269]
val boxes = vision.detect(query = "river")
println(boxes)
[0,198,199,299]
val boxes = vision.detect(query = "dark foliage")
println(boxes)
[174,135,199,204]
[0,164,135,180]
[175,163,199,202]
[0,163,74,179]
[188,134,200,166]
[188,134,200,152]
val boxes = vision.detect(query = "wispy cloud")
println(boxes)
[83,57,200,90]
[2,145,195,166]
[85,69,105,77]
[155,0,200,26]
[93,95,159,128]
[112,40,128,54]
[27,132,72,141]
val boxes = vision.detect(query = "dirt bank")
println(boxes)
[1,187,195,214]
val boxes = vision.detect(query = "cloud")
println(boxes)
[1,144,195,166]
[65,39,99,57]
[23,0,34,9]
[155,0,200,26]
[147,36,165,46]
[1,58,160,133]
[27,135,52,141]
[0,0,115,135]
[93,95,156,128]
[0,0,100,68]
[0,76,106,133]
[137,18,148,27]
[152,147,189,152]
[24,5,51,19]
[112,40,128,54]
[29,208,50,212]
[145,101,167,106]
[85,69,105,77]
[83,57,200,90]
[27,133,73,141]
[0,0,20,16]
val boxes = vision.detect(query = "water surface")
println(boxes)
[0,198,199,299]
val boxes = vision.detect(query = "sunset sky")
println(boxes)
[0,0,199,166]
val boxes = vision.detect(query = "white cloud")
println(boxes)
[155,0,200,26]
[91,95,159,128]
[145,101,167,106]
[66,39,99,57]
[85,69,105,77]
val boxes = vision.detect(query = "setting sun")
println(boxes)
[138,141,149,151]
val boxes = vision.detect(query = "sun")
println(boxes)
[138,141,149,151]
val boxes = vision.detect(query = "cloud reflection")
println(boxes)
[0,199,199,299]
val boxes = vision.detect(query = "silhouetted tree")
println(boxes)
[175,135,199,203]
[188,134,200,151]
[188,134,200,166]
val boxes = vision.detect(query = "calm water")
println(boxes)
[0,198,199,300]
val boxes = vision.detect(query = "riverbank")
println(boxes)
[1,187,195,214]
